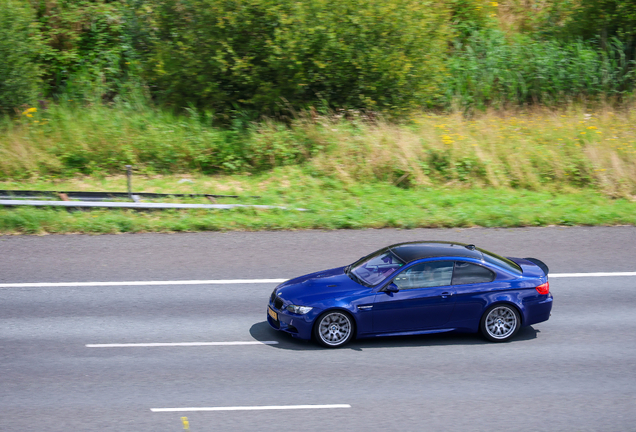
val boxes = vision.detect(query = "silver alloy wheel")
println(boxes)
[485,306,517,339]
[318,312,352,346]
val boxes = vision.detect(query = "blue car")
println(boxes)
[267,241,552,347]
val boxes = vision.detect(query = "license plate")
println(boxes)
[268,306,278,321]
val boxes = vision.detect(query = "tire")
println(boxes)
[313,310,355,348]
[480,304,520,342]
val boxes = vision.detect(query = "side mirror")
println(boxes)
[385,283,399,293]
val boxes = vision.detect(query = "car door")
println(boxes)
[447,261,497,326]
[372,260,456,333]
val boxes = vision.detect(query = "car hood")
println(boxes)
[275,266,366,304]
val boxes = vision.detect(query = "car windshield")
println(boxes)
[348,249,405,286]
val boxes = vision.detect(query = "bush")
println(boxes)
[31,0,132,101]
[0,0,42,113]
[136,0,449,116]
[446,0,497,42]
[544,0,636,53]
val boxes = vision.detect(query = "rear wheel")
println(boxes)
[480,304,520,342]
[314,311,354,348]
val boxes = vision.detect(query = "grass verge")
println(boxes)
[2,103,636,198]
[2,103,636,234]
[1,170,634,234]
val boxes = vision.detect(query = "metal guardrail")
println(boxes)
[0,190,258,201]
[0,166,291,210]
[0,199,306,211]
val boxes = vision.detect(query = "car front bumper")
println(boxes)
[266,304,317,340]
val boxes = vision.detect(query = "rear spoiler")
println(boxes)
[524,257,549,276]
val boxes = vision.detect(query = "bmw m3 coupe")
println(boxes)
[267,241,552,348]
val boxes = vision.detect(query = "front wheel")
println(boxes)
[480,304,520,342]
[314,311,354,348]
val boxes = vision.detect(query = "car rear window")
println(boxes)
[477,247,522,275]
[452,262,495,285]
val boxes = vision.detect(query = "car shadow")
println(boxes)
[249,321,539,351]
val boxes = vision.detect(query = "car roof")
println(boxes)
[388,241,482,263]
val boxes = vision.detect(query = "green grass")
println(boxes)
[443,30,636,110]
[1,170,634,234]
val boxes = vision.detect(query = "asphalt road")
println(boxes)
[1,227,636,431]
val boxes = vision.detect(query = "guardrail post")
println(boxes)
[126,165,132,200]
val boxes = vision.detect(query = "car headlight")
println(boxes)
[286,304,313,315]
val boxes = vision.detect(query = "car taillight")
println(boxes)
[535,281,550,295]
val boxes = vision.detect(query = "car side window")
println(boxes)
[452,261,495,285]
[393,261,454,290]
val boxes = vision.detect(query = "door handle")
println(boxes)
[441,292,453,298]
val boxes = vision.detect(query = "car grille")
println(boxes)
[273,296,284,310]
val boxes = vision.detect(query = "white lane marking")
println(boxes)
[2,272,636,289]
[151,404,351,412]
[86,341,278,348]
[0,279,287,288]
[550,272,636,278]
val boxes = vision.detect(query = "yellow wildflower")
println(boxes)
[441,135,454,145]
[491,2,498,6]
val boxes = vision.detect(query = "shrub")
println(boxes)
[0,0,42,113]
[543,0,636,53]
[30,0,131,100]
[137,0,449,116]
[446,0,497,42]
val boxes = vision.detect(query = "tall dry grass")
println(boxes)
[302,105,636,197]
[1,103,635,197]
